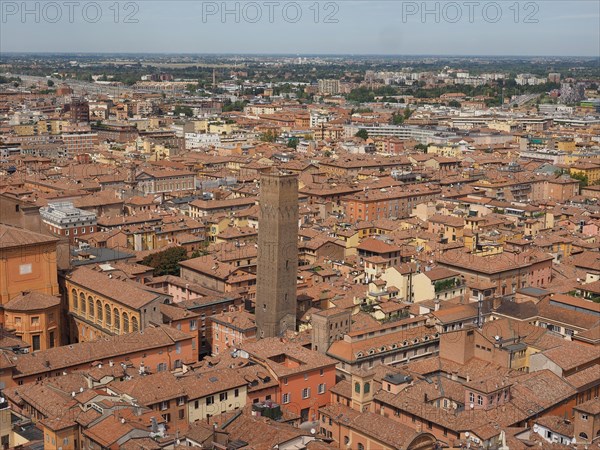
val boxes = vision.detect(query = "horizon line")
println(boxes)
[2,51,599,59]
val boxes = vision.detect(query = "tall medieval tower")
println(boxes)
[255,172,299,338]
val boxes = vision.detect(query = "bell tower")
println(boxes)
[351,369,375,413]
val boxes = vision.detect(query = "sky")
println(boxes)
[1,0,599,56]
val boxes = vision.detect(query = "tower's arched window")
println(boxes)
[105,304,111,326]
[355,382,361,394]
[131,316,139,332]
[123,312,129,333]
[114,309,120,332]
[364,382,371,394]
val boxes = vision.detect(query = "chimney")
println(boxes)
[493,296,502,310]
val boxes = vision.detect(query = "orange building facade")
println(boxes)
[0,225,60,325]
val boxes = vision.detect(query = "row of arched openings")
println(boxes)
[71,289,138,333]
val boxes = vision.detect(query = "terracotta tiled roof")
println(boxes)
[4,291,60,311]
[0,224,58,249]
[9,326,191,378]
[68,266,163,309]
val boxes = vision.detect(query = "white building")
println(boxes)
[40,202,97,240]
[185,133,221,149]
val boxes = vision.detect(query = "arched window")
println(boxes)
[131,316,139,332]
[114,309,120,332]
[357,443,364,450]
[122,312,129,333]
[364,382,371,394]
[96,300,103,322]
[579,433,588,440]
[355,382,361,394]
[71,289,78,311]
[104,304,111,326]
[88,296,93,317]
[79,292,85,313]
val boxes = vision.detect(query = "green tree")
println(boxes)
[347,87,375,103]
[173,105,193,117]
[47,79,54,87]
[141,247,189,276]
[260,130,279,142]
[391,113,404,125]
[571,172,589,188]
[355,128,369,140]
[403,107,413,120]
[414,143,428,152]
[287,136,300,149]
[448,100,461,108]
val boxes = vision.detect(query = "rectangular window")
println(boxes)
[178,409,185,420]
[206,396,214,405]
[318,383,326,394]
[19,263,32,275]
[190,320,197,331]
[177,397,185,406]
[234,388,239,397]
[302,388,311,399]
[31,316,40,326]
[160,401,169,411]
[219,392,228,402]
[282,393,291,404]
[32,335,41,351]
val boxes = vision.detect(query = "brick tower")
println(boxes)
[256,172,299,338]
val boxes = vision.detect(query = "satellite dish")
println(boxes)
[533,424,539,433]
[310,428,316,435]
[465,432,470,438]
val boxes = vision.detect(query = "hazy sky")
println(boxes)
[1,0,599,56]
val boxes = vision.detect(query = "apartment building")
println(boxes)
[40,201,97,243]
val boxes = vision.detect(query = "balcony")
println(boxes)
[434,278,465,294]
